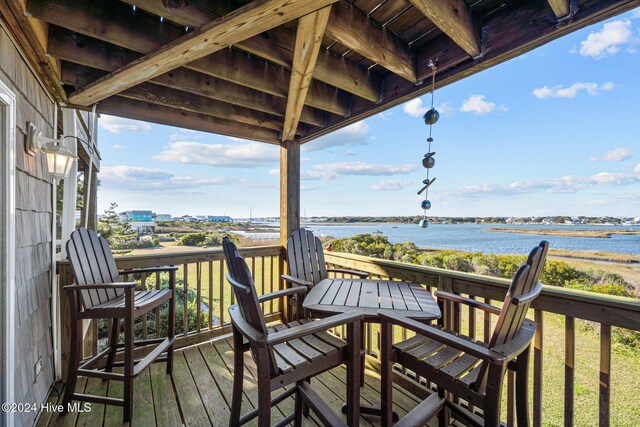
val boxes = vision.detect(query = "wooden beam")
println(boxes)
[0,0,66,101]
[60,62,304,135]
[63,0,339,105]
[97,97,281,144]
[325,1,416,83]
[547,0,571,18]
[29,0,348,115]
[407,0,481,57]
[282,7,331,142]
[122,0,381,102]
[300,0,640,144]
[48,27,328,128]
[279,140,300,245]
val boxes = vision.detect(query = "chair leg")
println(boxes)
[62,316,82,413]
[483,365,506,427]
[123,293,135,422]
[302,378,310,418]
[346,321,361,427]
[105,318,120,374]
[167,271,176,374]
[515,347,531,427]
[294,381,304,427]
[256,349,272,427]
[437,387,448,427]
[360,322,365,388]
[229,327,244,427]
[381,320,393,427]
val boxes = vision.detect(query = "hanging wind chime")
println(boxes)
[418,60,439,229]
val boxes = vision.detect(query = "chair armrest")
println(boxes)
[228,305,266,344]
[63,282,137,291]
[119,266,179,275]
[379,312,505,364]
[434,291,502,316]
[281,274,313,288]
[259,311,365,348]
[326,268,369,279]
[257,287,308,304]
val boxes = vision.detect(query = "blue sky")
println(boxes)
[97,8,640,219]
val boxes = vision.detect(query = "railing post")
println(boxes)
[437,276,453,328]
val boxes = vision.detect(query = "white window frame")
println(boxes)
[0,78,17,427]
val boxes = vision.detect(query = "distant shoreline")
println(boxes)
[483,227,640,238]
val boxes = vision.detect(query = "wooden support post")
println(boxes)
[279,140,299,322]
[82,168,98,230]
[279,140,300,246]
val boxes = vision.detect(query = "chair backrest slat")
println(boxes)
[287,228,328,286]
[473,241,548,391]
[222,237,278,375]
[66,228,122,309]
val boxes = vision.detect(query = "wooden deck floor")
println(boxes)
[37,337,427,427]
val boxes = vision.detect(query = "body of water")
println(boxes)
[246,223,640,255]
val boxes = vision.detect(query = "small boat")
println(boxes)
[372,229,383,235]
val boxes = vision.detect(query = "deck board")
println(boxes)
[43,337,426,426]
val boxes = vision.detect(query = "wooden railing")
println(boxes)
[324,251,640,427]
[56,247,640,425]
[56,245,284,378]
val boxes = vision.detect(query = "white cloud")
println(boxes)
[591,147,633,162]
[436,101,454,117]
[578,20,634,59]
[302,121,370,152]
[403,98,429,117]
[445,167,640,198]
[153,140,279,168]
[533,82,615,99]
[460,95,505,115]
[372,179,411,191]
[112,144,123,149]
[272,161,417,181]
[99,115,152,134]
[100,165,233,192]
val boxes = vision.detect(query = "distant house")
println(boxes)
[155,214,172,221]
[119,210,156,234]
[206,215,233,222]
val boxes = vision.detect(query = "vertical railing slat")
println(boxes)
[484,298,492,343]
[208,261,213,329]
[219,259,225,326]
[155,271,160,338]
[196,262,202,333]
[183,263,188,336]
[599,324,611,427]
[141,272,147,340]
[468,295,476,340]
[565,316,575,427]
[533,309,544,427]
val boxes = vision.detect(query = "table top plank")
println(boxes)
[304,278,440,321]
[378,281,393,309]
[333,280,352,306]
[388,282,407,311]
[345,281,362,307]
[399,283,421,311]
[319,280,342,305]
[358,281,379,308]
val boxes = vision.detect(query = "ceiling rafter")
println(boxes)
[282,6,332,142]
[325,1,417,83]
[546,0,571,18]
[121,0,381,102]
[407,0,481,58]
[47,28,328,127]
[29,0,340,106]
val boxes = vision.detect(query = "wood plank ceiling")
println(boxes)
[3,0,639,145]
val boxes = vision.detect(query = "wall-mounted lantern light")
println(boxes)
[26,121,77,180]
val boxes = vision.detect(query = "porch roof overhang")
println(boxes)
[1,0,638,146]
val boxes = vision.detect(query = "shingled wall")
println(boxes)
[1,22,56,427]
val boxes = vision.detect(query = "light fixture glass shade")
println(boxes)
[41,142,77,180]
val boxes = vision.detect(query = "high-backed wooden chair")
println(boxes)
[282,228,369,300]
[63,228,177,422]
[380,241,549,427]
[223,237,364,427]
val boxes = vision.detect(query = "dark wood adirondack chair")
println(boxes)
[282,228,369,307]
[380,241,549,427]
[223,237,364,427]
[62,228,177,422]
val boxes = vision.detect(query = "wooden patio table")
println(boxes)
[303,278,441,419]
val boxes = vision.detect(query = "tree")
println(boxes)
[97,202,137,244]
